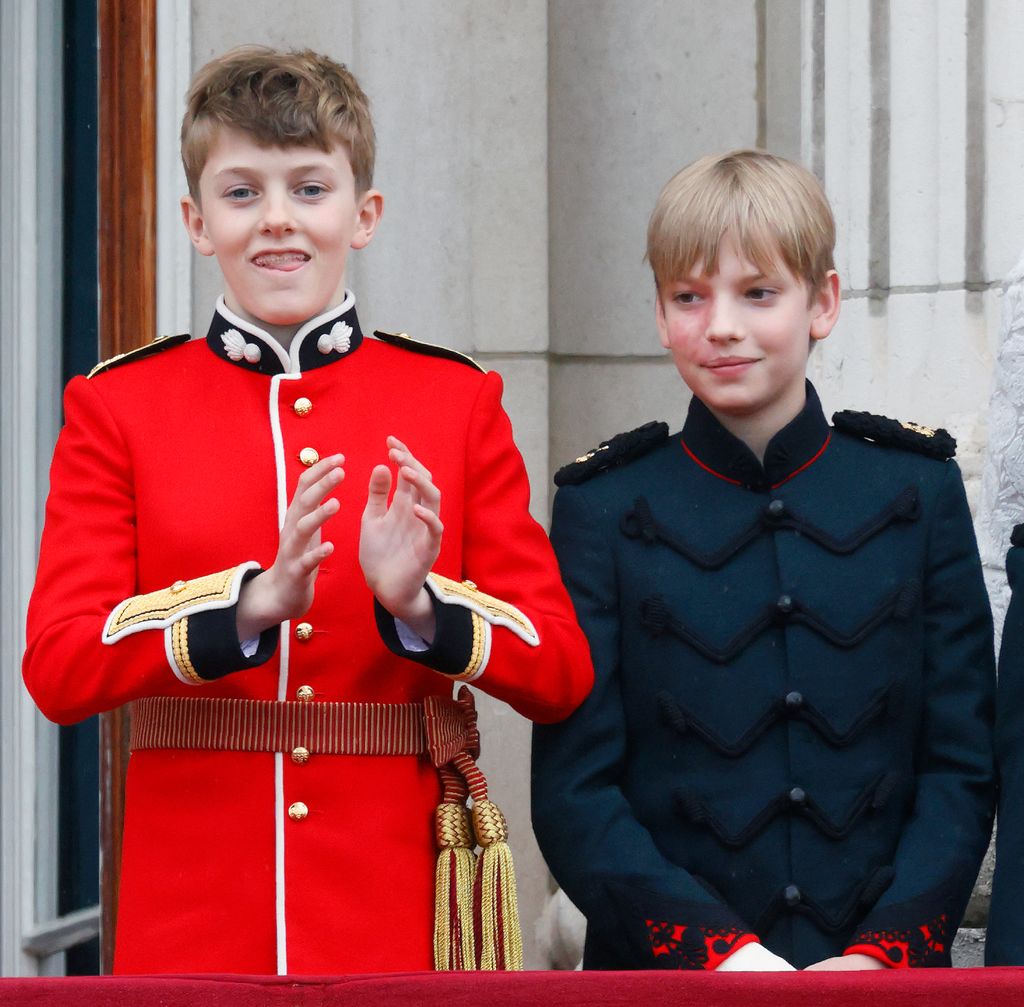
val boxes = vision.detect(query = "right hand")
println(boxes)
[236,453,345,640]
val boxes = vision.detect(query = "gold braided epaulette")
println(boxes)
[373,330,484,373]
[88,334,190,379]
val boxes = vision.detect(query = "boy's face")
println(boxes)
[181,128,381,331]
[655,235,840,435]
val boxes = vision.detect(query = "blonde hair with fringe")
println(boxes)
[181,45,375,198]
[647,150,835,301]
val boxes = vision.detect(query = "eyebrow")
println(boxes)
[212,163,336,181]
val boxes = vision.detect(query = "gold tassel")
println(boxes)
[472,799,523,971]
[433,803,477,970]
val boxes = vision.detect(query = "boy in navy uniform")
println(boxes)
[533,150,995,971]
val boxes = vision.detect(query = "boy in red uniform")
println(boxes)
[23,46,592,975]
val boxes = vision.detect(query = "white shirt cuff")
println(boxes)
[395,618,430,652]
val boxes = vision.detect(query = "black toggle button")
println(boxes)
[788,786,807,806]
[776,594,794,614]
[784,690,804,712]
[784,884,802,907]
[766,499,786,518]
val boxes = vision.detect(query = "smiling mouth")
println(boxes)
[252,251,310,269]
[705,357,759,369]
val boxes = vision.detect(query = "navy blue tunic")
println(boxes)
[533,384,995,970]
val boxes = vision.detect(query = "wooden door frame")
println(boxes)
[97,0,157,975]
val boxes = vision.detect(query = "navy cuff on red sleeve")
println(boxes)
[186,569,279,681]
[374,590,476,678]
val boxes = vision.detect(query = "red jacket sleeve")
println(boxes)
[23,376,272,724]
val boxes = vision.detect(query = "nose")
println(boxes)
[706,296,741,342]
[259,188,296,235]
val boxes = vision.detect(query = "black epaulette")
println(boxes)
[832,410,956,460]
[554,421,670,487]
[1011,523,1024,548]
[373,329,484,373]
[87,334,190,379]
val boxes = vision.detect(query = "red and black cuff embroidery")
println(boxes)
[845,912,950,968]
[645,919,758,970]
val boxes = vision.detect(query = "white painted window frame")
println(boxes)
[0,0,80,977]
[0,0,190,976]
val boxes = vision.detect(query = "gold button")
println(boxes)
[299,447,320,467]
[288,801,308,821]
[296,685,315,702]
[295,622,313,641]
[462,580,477,590]
[170,580,187,594]
[291,746,310,765]
[293,397,312,417]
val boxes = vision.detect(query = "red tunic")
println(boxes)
[23,297,593,974]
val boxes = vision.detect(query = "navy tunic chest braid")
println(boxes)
[533,383,995,971]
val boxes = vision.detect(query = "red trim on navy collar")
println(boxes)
[771,431,831,488]
[680,439,743,486]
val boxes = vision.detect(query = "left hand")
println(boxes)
[804,954,886,971]
[359,436,443,641]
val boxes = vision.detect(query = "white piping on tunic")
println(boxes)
[274,751,287,975]
[269,370,301,973]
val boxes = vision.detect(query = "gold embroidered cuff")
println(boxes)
[425,574,540,648]
[103,562,260,644]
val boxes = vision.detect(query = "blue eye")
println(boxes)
[673,291,700,304]
[226,186,256,200]
[297,184,326,198]
[747,287,775,301]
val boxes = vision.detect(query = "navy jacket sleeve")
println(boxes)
[845,462,995,966]
[986,528,1024,965]
[532,483,758,970]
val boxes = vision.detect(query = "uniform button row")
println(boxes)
[295,622,314,641]
[784,690,804,711]
[288,801,308,822]
[293,397,312,417]
[296,685,315,702]
[765,499,786,518]
[784,884,802,907]
[299,447,320,467]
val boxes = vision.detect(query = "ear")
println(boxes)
[654,289,671,349]
[809,270,841,343]
[351,189,384,250]
[181,194,216,257]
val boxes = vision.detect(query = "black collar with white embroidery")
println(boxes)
[205,293,364,375]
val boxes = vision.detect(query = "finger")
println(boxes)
[363,465,392,520]
[412,503,444,537]
[296,465,345,512]
[399,465,441,510]
[296,540,334,575]
[294,497,340,539]
[389,444,432,484]
[292,454,345,502]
